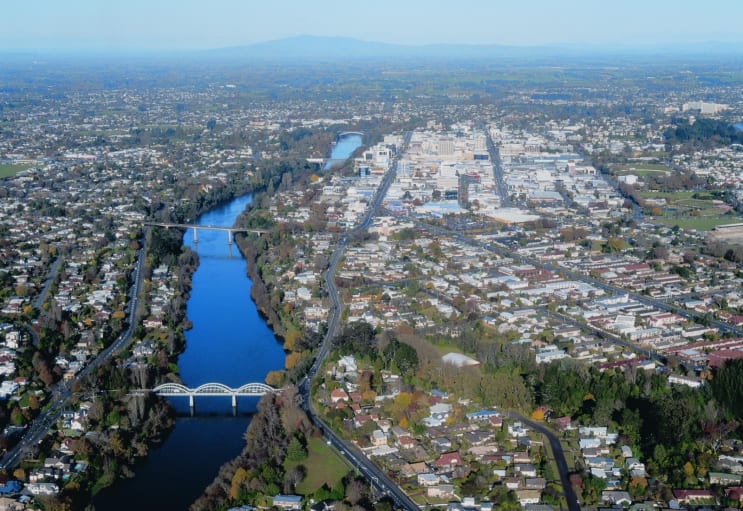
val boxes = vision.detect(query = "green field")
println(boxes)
[0,163,32,178]
[288,436,352,495]
[613,164,671,176]
[637,190,743,230]
[653,216,743,231]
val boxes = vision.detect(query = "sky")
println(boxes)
[1,0,742,51]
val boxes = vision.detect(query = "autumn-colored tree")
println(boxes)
[285,352,302,370]
[230,467,248,500]
[265,370,285,387]
[283,327,301,352]
[530,408,545,421]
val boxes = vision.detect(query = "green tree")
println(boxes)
[285,435,308,462]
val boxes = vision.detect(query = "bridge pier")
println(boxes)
[231,393,237,410]
[227,230,233,245]
[193,228,198,244]
[189,394,194,409]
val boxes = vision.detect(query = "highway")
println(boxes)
[303,132,421,511]
[0,244,146,470]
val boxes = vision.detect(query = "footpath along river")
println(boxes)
[95,133,362,509]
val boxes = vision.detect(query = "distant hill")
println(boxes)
[207,35,589,63]
[206,35,743,63]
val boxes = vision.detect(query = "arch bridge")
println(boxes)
[151,382,277,409]
[338,131,364,138]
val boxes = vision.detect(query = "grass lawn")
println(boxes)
[638,190,696,201]
[0,163,32,178]
[613,164,671,176]
[289,436,352,496]
[652,215,743,231]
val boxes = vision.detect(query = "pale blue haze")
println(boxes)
[2,0,742,50]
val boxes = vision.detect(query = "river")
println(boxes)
[325,134,363,169]
[94,195,286,510]
[94,134,362,509]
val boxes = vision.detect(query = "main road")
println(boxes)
[0,243,146,470]
[302,132,421,511]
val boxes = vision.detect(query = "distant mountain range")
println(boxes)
[207,35,743,62]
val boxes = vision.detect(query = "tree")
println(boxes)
[286,435,308,462]
[345,478,368,506]
[283,464,306,493]
[230,467,248,500]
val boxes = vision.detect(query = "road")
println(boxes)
[506,412,581,511]
[0,244,146,470]
[485,130,511,207]
[33,257,63,310]
[303,132,421,511]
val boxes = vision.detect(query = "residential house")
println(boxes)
[273,495,303,510]
[434,451,463,471]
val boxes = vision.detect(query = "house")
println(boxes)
[709,472,742,486]
[371,430,387,447]
[515,464,538,478]
[552,416,572,431]
[423,403,452,427]
[330,388,349,404]
[602,491,632,506]
[516,489,542,506]
[503,477,522,490]
[400,462,428,478]
[434,451,463,471]
[428,484,455,499]
[725,486,743,503]
[466,409,500,422]
[525,478,547,490]
[672,489,716,505]
[431,437,452,452]
[418,473,440,487]
[273,494,303,510]
[0,480,22,495]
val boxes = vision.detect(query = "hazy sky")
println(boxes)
[2,0,741,51]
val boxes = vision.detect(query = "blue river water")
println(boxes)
[735,123,743,131]
[325,134,363,169]
[94,195,285,510]
[94,134,361,510]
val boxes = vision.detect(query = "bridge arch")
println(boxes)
[338,131,364,138]
[152,383,190,394]
[236,382,275,395]
[150,382,277,411]
[194,382,233,395]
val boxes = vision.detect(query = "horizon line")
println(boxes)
[1,34,743,55]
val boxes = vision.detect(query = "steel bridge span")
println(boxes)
[149,382,277,409]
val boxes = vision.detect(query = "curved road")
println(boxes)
[506,412,580,511]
